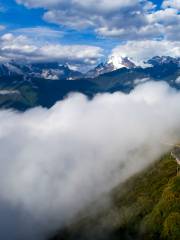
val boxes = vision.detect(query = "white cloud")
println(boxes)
[39,44,103,64]
[98,7,180,40]
[43,10,97,29]
[16,0,139,12]
[1,81,180,240]
[96,23,163,40]
[0,33,103,67]
[110,40,180,67]
[16,1,153,38]
[175,76,180,83]
[72,0,139,13]
[1,33,37,53]
[134,77,149,85]
[162,0,180,10]
[16,0,180,41]
[148,8,180,25]
[147,8,180,41]
[14,27,64,39]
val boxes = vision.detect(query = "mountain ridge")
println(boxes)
[0,56,179,110]
[0,61,83,80]
[87,56,180,78]
[1,56,180,80]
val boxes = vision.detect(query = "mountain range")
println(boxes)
[0,61,83,80]
[0,56,179,110]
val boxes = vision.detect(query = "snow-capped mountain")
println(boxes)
[107,55,136,69]
[29,62,83,80]
[87,55,136,78]
[87,56,180,78]
[0,56,179,81]
[0,55,179,111]
[0,62,83,80]
[147,56,180,67]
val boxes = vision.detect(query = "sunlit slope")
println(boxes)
[50,153,180,240]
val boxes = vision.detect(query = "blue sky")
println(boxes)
[0,1,164,28]
[0,0,179,70]
[0,0,120,51]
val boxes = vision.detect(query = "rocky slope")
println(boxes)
[0,61,83,80]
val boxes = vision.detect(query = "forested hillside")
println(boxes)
[50,153,180,240]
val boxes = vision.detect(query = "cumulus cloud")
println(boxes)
[15,0,180,41]
[15,0,154,39]
[42,2,147,32]
[96,23,163,40]
[110,40,180,67]
[17,0,139,11]
[98,7,180,40]
[0,33,103,67]
[148,8,180,26]
[146,7,180,41]
[1,81,180,239]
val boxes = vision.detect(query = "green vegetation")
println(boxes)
[0,86,38,110]
[19,85,38,107]
[50,153,180,240]
[141,176,180,240]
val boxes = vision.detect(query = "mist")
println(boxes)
[0,81,180,240]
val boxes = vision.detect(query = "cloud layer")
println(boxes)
[1,81,180,239]
[0,33,103,67]
[110,40,180,67]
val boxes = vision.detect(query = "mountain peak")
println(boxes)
[107,55,136,70]
[86,55,136,78]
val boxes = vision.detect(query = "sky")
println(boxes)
[0,0,179,70]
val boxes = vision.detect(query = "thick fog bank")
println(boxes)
[0,81,180,239]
